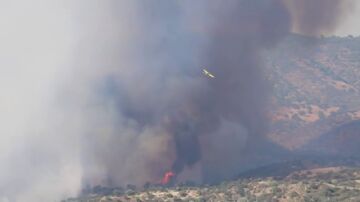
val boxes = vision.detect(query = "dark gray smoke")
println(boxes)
[76,0,355,186]
[163,0,355,183]
[190,0,291,182]
[0,0,354,201]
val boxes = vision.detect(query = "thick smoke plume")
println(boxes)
[0,0,354,201]
[285,0,355,36]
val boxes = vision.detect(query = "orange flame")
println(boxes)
[160,171,175,185]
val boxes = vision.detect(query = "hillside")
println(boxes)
[65,162,360,202]
[303,120,360,157]
[266,34,360,150]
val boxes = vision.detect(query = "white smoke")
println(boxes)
[0,1,82,201]
[0,1,176,200]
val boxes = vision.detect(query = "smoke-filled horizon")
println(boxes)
[0,0,354,201]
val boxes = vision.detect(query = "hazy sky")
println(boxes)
[334,2,360,36]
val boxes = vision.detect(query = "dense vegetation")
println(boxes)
[65,166,360,202]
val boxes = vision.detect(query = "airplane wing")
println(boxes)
[203,69,215,78]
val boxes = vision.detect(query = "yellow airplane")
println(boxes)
[203,69,215,78]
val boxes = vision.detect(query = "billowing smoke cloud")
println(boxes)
[0,0,354,201]
[0,1,82,201]
[189,0,291,183]
[285,0,355,36]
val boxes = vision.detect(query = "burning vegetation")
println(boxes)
[160,171,176,186]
